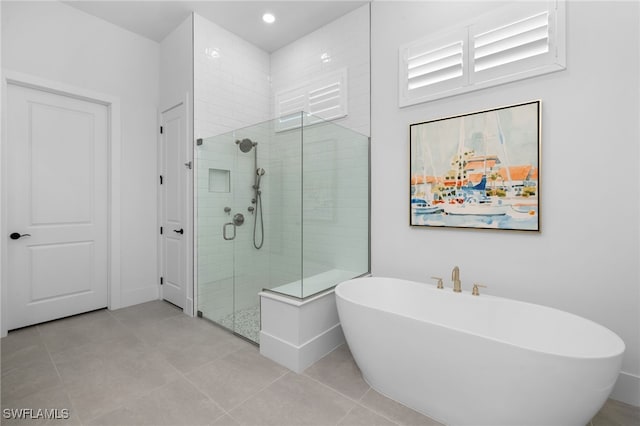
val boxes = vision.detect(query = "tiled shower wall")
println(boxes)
[194,4,370,313]
[194,13,271,320]
[270,5,370,137]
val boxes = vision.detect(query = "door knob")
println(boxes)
[9,232,31,240]
[173,229,184,235]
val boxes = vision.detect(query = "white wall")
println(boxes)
[160,15,193,112]
[2,1,160,308]
[371,1,639,406]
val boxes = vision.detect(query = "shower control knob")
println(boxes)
[233,213,245,226]
[173,229,184,235]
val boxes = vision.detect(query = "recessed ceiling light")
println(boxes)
[262,13,276,24]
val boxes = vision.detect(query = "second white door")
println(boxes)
[160,103,187,309]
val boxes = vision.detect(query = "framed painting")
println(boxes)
[410,100,540,231]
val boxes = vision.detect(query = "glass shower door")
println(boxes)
[196,123,271,343]
[196,131,238,337]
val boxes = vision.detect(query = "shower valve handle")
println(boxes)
[173,228,184,234]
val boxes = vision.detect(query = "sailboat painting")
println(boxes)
[410,101,540,231]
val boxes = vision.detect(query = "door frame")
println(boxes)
[1,70,122,336]
[158,95,193,316]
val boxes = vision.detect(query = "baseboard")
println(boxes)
[298,324,345,372]
[260,324,345,373]
[184,297,194,316]
[610,371,640,407]
[118,285,159,309]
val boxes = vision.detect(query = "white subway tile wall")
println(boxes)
[270,5,370,137]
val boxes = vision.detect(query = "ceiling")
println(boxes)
[63,1,368,52]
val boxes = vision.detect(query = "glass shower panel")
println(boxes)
[262,114,303,299]
[301,114,370,298]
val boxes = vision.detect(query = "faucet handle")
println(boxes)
[472,283,487,296]
[430,276,444,289]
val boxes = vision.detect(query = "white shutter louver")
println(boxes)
[275,68,348,131]
[407,41,464,90]
[308,81,342,117]
[474,11,550,72]
[399,28,467,107]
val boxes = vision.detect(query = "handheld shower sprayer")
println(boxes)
[255,168,266,190]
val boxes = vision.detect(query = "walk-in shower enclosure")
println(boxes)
[196,112,370,343]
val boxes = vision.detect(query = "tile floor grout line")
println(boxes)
[178,364,233,421]
[352,388,405,426]
[221,367,293,415]
[164,331,254,378]
[40,327,85,426]
[300,373,400,426]
[302,371,369,406]
[333,403,359,426]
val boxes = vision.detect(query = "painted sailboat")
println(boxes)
[411,198,444,215]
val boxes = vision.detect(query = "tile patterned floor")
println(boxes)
[1,301,638,426]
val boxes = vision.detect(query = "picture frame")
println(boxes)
[410,100,540,231]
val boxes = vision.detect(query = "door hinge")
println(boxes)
[160,175,163,185]
[160,226,163,235]
[160,126,164,134]
[160,276,164,285]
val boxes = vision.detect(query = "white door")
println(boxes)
[160,104,186,309]
[6,83,109,330]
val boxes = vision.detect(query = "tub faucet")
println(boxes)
[452,266,462,293]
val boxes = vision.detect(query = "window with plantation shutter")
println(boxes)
[399,0,565,107]
[275,68,348,131]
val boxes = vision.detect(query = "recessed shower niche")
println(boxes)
[195,113,370,343]
[208,168,230,193]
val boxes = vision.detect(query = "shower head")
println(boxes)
[255,168,266,190]
[236,138,256,153]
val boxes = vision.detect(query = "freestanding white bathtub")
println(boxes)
[335,277,625,426]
